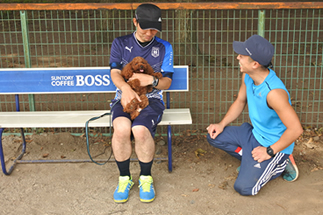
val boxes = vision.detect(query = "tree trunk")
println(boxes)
[174,0,205,66]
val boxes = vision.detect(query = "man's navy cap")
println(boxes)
[233,35,274,67]
[135,3,162,32]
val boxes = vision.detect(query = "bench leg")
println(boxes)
[0,128,27,175]
[167,125,172,172]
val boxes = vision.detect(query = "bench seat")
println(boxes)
[0,108,192,128]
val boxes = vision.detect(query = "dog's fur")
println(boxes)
[121,56,162,120]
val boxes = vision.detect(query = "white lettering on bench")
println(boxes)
[75,75,110,87]
[51,80,75,86]
[51,76,75,86]
[51,76,74,81]
[49,75,111,87]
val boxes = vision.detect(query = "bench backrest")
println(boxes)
[0,66,189,94]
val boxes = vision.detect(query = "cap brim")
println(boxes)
[233,41,249,56]
[139,21,161,32]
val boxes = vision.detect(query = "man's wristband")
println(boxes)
[266,146,275,157]
[152,76,159,87]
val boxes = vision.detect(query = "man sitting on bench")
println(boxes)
[109,3,174,203]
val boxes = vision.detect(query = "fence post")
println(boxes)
[20,10,35,111]
[258,10,265,37]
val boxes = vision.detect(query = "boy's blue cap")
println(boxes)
[233,35,274,67]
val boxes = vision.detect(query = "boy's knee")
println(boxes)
[206,133,219,147]
[234,182,257,196]
[206,133,212,142]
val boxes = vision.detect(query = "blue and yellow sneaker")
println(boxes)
[139,175,155,203]
[113,176,134,203]
[282,154,299,182]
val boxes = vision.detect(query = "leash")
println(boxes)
[85,112,113,165]
[85,101,120,165]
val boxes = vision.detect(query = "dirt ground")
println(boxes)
[0,127,323,215]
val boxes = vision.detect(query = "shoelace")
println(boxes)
[139,178,153,192]
[118,179,132,192]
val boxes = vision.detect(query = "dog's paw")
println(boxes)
[130,110,140,120]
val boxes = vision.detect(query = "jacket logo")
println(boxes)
[254,163,261,169]
[125,46,133,53]
[151,47,159,58]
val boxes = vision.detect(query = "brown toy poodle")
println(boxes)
[121,56,163,120]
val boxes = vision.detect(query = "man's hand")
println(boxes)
[206,123,224,139]
[251,146,271,163]
[120,84,141,108]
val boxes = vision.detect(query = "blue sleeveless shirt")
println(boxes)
[245,69,294,154]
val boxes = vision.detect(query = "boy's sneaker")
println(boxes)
[139,175,155,203]
[282,154,299,182]
[236,166,241,173]
[113,176,134,203]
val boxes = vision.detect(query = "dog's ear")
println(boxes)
[154,72,163,79]
[146,63,155,75]
[121,62,133,79]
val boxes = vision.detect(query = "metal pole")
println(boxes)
[258,10,265,37]
[20,10,35,111]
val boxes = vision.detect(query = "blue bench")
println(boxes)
[0,66,191,175]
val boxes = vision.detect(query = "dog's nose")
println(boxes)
[140,65,144,69]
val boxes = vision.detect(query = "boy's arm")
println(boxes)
[252,89,303,162]
[267,89,303,154]
[207,73,248,139]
